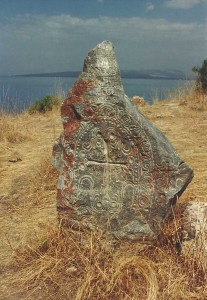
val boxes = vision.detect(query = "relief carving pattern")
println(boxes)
[52,41,193,241]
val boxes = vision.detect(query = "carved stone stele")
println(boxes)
[52,41,193,241]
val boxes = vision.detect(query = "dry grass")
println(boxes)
[11,216,207,300]
[0,85,207,299]
[4,151,58,211]
[0,111,32,143]
[161,82,207,111]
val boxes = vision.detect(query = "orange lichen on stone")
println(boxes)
[82,104,97,120]
[61,78,94,136]
[63,187,74,197]
[66,78,94,103]
[62,151,74,167]
[63,120,81,136]
[61,105,81,136]
[57,189,68,208]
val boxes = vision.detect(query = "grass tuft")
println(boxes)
[162,81,207,110]
[28,95,62,114]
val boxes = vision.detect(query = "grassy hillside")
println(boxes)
[0,86,207,299]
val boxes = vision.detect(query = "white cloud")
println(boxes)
[146,3,155,12]
[165,0,207,9]
[0,14,206,75]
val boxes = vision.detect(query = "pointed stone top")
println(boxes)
[83,40,120,77]
[96,40,114,51]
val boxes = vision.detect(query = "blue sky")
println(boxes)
[0,0,206,75]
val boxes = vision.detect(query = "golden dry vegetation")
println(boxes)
[0,87,207,300]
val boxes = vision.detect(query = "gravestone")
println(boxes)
[52,41,193,241]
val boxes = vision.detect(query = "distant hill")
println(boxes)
[121,69,188,80]
[15,69,192,80]
[15,71,81,78]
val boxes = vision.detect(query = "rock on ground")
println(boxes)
[52,41,193,241]
[181,201,207,258]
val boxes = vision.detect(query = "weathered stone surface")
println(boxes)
[52,41,193,241]
[181,201,207,259]
[182,201,207,240]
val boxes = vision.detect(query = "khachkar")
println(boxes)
[52,41,193,241]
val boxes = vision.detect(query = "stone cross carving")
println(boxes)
[87,140,126,189]
[52,41,193,241]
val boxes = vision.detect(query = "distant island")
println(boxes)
[14,69,194,80]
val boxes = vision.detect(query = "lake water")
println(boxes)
[0,76,189,113]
